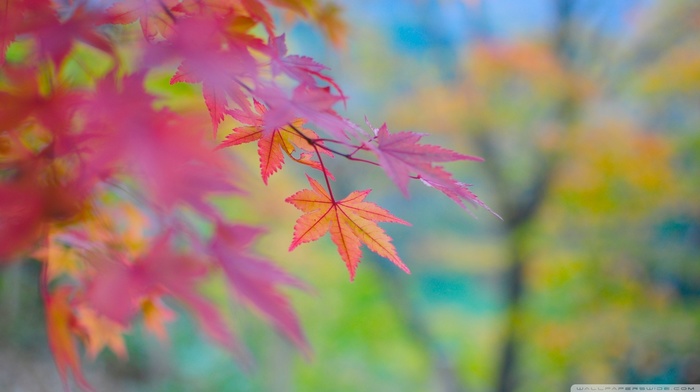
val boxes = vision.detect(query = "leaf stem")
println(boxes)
[232,81,381,174]
[312,143,335,202]
[159,1,177,23]
[287,123,380,166]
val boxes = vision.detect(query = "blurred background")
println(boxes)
[2,0,700,391]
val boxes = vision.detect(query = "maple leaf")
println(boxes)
[219,99,329,183]
[241,0,275,35]
[140,297,175,341]
[45,287,93,391]
[294,152,335,181]
[0,155,91,262]
[76,306,129,359]
[211,222,309,352]
[144,13,263,135]
[0,64,83,136]
[44,236,84,280]
[367,123,497,215]
[0,179,44,262]
[0,0,57,64]
[10,5,114,65]
[266,34,346,102]
[84,74,240,215]
[84,234,247,358]
[286,175,411,280]
[310,2,347,49]
[370,122,483,197]
[0,0,113,65]
[417,167,499,217]
[257,84,360,140]
[105,0,180,41]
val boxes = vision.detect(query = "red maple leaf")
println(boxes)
[0,3,115,68]
[0,176,44,261]
[105,0,181,41]
[211,222,309,352]
[286,175,410,280]
[14,5,114,65]
[163,15,261,135]
[219,99,331,184]
[83,73,239,215]
[0,64,83,135]
[85,234,246,358]
[0,0,53,63]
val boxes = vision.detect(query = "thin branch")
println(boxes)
[234,76,381,164]
[159,0,177,23]
[287,123,380,166]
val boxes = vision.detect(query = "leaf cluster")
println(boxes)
[0,1,492,389]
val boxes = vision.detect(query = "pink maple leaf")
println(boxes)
[161,15,262,135]
[211,222,310,353]
[85,234,246,358]
[266,34,346,103]
[20,5,114,65]
[82,73,239,215]
[105,0,181,41]
[417,167,499,217]
[370,123,483,196]
[257,84,359,140]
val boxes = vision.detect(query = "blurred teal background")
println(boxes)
[2,1,700,391]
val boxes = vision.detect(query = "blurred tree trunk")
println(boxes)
[487,1,578,391]
[482,132,554,392]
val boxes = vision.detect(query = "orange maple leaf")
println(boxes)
[311,2,347,49]
[220,100,329,184]
[286,175,411,280]
[140,297,175,342]
[45,287,92,391]
[76,306,129,359]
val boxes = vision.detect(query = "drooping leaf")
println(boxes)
[371,122,483,197]
[84,234,246,359]
[286,175,410,280]
[266,34,346,102]
[211,222,310,352]
[84,73,239,215]
[45,287,93,391]
[417,166,499,216]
